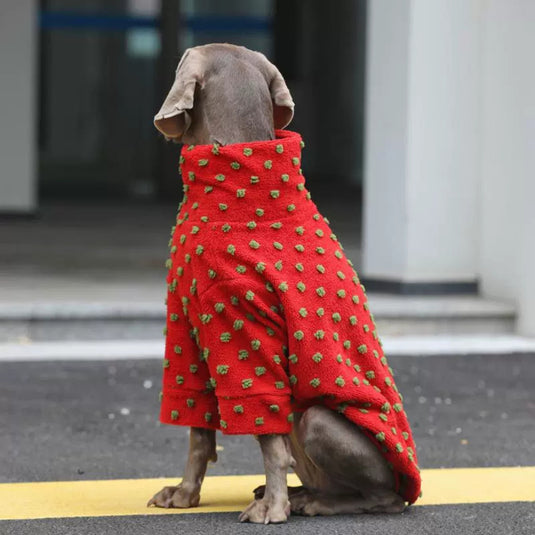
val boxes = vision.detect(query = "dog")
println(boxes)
[148,43,421,524]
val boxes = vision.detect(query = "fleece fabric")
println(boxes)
[159,129,421,503]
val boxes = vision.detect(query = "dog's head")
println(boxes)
[154,44,294,145]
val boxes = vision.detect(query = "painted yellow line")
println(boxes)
[0,467,534,521]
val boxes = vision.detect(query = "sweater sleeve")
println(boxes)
[196,278,294,435]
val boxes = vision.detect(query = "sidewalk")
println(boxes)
[0,202,524,346]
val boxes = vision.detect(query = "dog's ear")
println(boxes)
[269,68,294,129]
[154,48,202,140]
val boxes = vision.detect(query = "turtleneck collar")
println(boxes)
[178,130,311,223]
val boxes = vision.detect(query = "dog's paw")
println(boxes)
[290,490,322,516]
[147,484,200,508]
[239,497,290,524]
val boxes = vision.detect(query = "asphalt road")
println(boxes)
[1,353,534,534]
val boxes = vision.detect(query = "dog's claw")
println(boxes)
[147,484,200,509]
[239,497,290,524]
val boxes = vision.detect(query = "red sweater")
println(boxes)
[159,129,421,503]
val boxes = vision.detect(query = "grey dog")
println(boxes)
[147,43,407,524]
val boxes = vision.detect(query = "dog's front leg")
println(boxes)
[239,434,292,524]
[148,427,217,508]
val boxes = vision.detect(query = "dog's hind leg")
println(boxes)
[287,405,405,516]
[147,427,217,508]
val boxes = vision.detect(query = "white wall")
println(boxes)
[363,0,480,283]
[479,0,535,334]
[0,1,37,212]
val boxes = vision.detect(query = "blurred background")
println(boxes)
[1,0,534,340]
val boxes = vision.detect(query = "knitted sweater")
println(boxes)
[159,129,421,503]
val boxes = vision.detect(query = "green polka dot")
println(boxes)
[245,290,255,301]
[204,186,213,193]
[295,226,304,236]
[295,262,304,272]
[242,378,253,389]
[273,355,281,364]
[255,208,264,217]
[279,281,289,292]
[376,432,386,442]
[174,345,182,355]
[236,189,246,198]
[251,339,261,350]
[273,241,283,250]
[274,260,283,271]
[255,366,266,376]
[281,174,290,182]
[316,229,324,238]
[231,161,240,170]
[287,204,296,212]
[316,307,324,317]
[337,289,346,298]
[270,190,280,199]
[275,144,284,154]
[402,431,409,440]
[296,183,305,191]
[243,148,253,156]
[289,374,297,385]
[220,332,232,343]
[255,262,266,273]
[188,171,195,181]
[312,352,323,363]
[247,221,257,230]
[175,375,184,385]
[176,267,184,276]
[296,281,306,292]
[214,302,225,313]
[219,203,228,211]
[294,330,304,341]
[349,316,357,325]
[395,443,404,453]
[332,312,341,323]
[198,159,209,167]
[264,160,272,169]
[212,144,220,155]
[379,413,388,422]
[314,330,325,340]
[227,244,236,255]
[195,245,204,255]
[393,403,402,412]
[316,287,326,297]
[310,378,321,388]
[234,404,244,414]
[255,417,264,425]
[289,354,298,364]
[189,364,198,374]
[295,244,305,252]
[216,365,229,376]
[358,344,367,354]
[171,410,179,420]
[335,250,343,259]
[353,377,360,386]
[271,222,283,229]
[316,247,325,255]
[366,370,375,380]
[215,174,225,182]
[250,176,259,184]
[292,157,299,166]
[275,381,285,389]
[220,419,227,429]
[238,349,249,360]
[233,319,244,330]
[299,307,307,318]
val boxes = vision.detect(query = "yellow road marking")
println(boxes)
[0,467,534,521]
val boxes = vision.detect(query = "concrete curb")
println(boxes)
[1,335,534,362]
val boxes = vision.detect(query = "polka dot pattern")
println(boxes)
[159,129,421,504]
